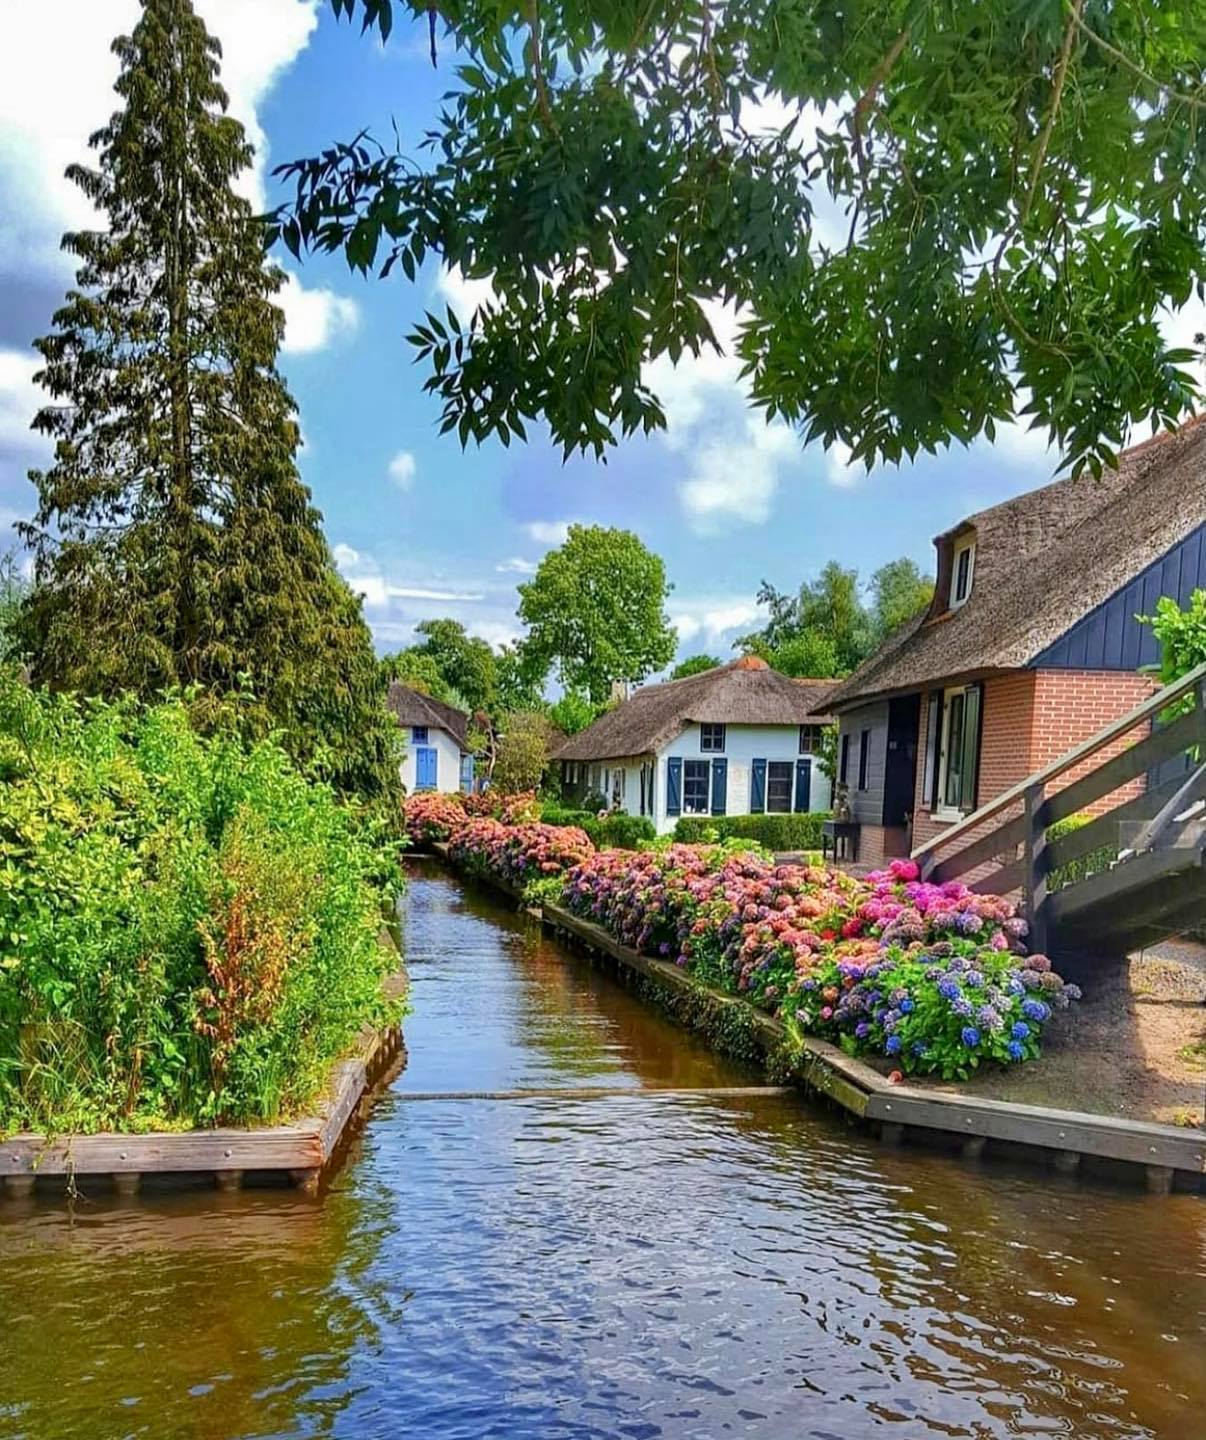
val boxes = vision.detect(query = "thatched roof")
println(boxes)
[386,682,469,748]
[827,418,1206,711]
[556,658,839,762]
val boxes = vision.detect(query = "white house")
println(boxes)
[387,683,474,794]
[554,657,837,835]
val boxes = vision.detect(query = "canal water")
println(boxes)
[1,861,1203,1439]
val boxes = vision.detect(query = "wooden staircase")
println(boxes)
[912,661,1206,960]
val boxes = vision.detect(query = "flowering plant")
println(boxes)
[560,851,1079,1078]
[402,791,469,845]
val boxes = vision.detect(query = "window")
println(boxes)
[799,724,824,754]
[950,538,975,608]
[933,683,983,816]
[412,725,429,745]
[766,761,793,813]
[839,732,850,785]
[700,723,726,753]
[858,730,870,791]
[683,759,710,814]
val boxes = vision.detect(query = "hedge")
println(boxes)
[541,805,656,850]
[1045,812,1115,892]
[674,812,830,850]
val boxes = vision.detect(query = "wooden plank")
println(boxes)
[1044,777,1182,871]
[912,659,1206,862]
[1040,707,1202,826]
[866,1089,1206,1172]
[928,815,1025,884]
[1045,845,1204,926]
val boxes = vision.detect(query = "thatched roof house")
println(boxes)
[387,682,471,794]
[555,657,839,834]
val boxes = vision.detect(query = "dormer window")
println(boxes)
[950,538,975,609]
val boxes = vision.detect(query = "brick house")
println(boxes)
[824,421,1206,867]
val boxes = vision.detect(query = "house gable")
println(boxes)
[1030,521,1206,672]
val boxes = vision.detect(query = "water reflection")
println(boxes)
[0,863,1200,1440]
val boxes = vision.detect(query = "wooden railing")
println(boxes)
[912,661,1206,952]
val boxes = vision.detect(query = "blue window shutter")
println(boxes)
[666,757,682,816]
[750,758,767,813]
[711,757,728,815]
[794,758,811,813]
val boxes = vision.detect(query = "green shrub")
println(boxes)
[0,675,401,1134]
[1045,812,1115,892]
[541,805,655,850]
[674,812,830,851]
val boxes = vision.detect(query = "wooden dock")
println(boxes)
[1,955,407,1202]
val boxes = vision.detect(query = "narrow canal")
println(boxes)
[1,861,1203,1439]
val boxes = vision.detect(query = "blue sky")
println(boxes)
[0,2,1134,668]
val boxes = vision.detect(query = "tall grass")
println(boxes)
[0,673,401,1134]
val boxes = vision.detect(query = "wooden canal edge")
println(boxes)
[427,848,1205,1195]
[0,933,407,1202]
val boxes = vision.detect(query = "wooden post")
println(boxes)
[1145,1165,1174,1195]
[961,1136,987,1160]
[214,1170,244,1192]
[1051,1150,1080,1176]
[290,1167,320,1196]
[880,1122,905,1147]
[112,1172,141,1198]
[2,1175,35,1200]
[1023,782,1049,955]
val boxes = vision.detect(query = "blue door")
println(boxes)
[460,754,475,792]
[416,746,438,790]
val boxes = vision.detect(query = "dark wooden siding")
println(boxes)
[838,700,890,826]
[1030,522,1205,671]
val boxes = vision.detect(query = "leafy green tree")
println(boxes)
[741,564,873,677]
[494,641,549,713]
[518,525,676,704]
[411,618,497,712]
[492,710,556,794]
[670,654,720,680]
[17,0,398,802]
[1141,590,1206,684]
[0,551,28,666]
[869,558,935,641]
[548,690,599,735]
[279,0,1206,476]
[379,648,457,704]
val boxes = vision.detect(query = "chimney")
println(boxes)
[610,679,630,704]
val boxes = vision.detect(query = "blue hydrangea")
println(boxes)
[855,1021,870,1039]
[965,970,984,989]
[899,997,915,1014]
[1007,1040,1025,1061]
[961,1026,982,1047]
[911,1041,928,1057]
[937,978,962,1000]
[1021,998,1050,1023]
[1011,1021,1030,1040]
[885,1034,903,1055]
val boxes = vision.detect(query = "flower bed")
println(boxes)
[403,791,470,845]
[449,818,595,895]
[560,850,1080,1080]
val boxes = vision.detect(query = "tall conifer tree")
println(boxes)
[20,0,397,801]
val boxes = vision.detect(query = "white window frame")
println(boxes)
[935,684,969,820]
[700,723,726,753]
[949,538,975,609]
[682,759,711,815]
[799,724,823,755]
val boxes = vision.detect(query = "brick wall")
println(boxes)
[1031,669,1157,816]
[912,668,1158,879]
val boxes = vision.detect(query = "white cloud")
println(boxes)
[0,350,48,453]
[387,450,417,490]
[332,542,362,571]
[277,270,360,355]
[677,414,797,532]
[669,596,761,649]
[435,265,497,319]
[496,557,538,575]
[0,2,320,276]
[825,440,862,488]
[524,519,575,546]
